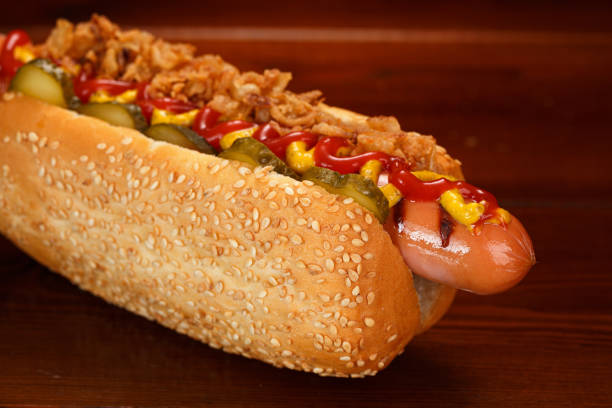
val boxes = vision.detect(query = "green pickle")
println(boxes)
[9,59,79,108]
[145,124,215,155]
[219,137,299,180]
[76,102,147,132]
[303,167,389,222]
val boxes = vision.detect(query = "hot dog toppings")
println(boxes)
[3,51,509,230]
[1,22,535,295]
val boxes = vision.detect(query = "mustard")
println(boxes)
[90,89,138,104]
[219,126,258,150]
[151,108,199,127]
[411,170,457,182]
[439,189,485,227]
[380,184,403,207]
[13,46,35,64]
[286,141,315,174]
[360,160,382,183]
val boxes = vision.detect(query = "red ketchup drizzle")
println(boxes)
[252,123,280,143]
[389,169,501,224]
[1,30,31,92]
[192,107,221,134]
[0,30,31,79]
[73,68,134,103]
[314,137,391,174]
[136,82,196,120]
[261,131,318,159]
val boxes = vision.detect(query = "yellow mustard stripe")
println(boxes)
[439,189,485,227]
[90,89,138,104]
[219,126,258,150]
[13,46,35,64]
[151,108,199,126]
[380,183,402,207]
[411,170,457,182]
[360,160,382,183]
[286,141,315,174]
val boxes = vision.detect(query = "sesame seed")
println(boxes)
[364,317,375,327]
[352,286,360,296]
[325,259,335,272]
[284,187,294,195]
[367,292,375,304]
[351,239,365,247]
[28,132,39,142]
[270,338,281,347]
[387,334,398,343]
[350,254,362,263]
[311,220,321,233]
[233,179,246,188]
[290,234,303,245]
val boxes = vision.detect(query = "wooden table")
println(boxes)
[1,2,611,406]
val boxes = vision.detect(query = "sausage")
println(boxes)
[385,201,535,295]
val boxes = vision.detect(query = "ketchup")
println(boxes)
[0,30,31,78]
[136,82,196,120]
[74,75,134,103]
[389,169,501,222]
[314,137,391,174]
[192,107,221,134]
[252,123,280,143]
[262,131,317,159]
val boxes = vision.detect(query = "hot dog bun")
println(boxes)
[0,93,455,377]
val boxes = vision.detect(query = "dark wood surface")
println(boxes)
[1,2,612,407]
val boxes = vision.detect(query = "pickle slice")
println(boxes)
[76,102,147,132]
[145,124,215,155]
[303,167,389,222]
[9,59,78,108]
[219,137,299,180]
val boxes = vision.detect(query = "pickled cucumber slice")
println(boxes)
[76,102,147,132]
[303,167,389,222]
[145,124,215,155]
[219,137,299,180]
[9,59,78,108]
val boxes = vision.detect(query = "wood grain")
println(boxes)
[1,2,612,406]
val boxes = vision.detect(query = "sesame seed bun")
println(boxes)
[0,94,454,377]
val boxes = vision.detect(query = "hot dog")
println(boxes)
[386,201,535,294]
[0,15,534,377]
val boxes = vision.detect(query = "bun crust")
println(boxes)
[0,94,450,377]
